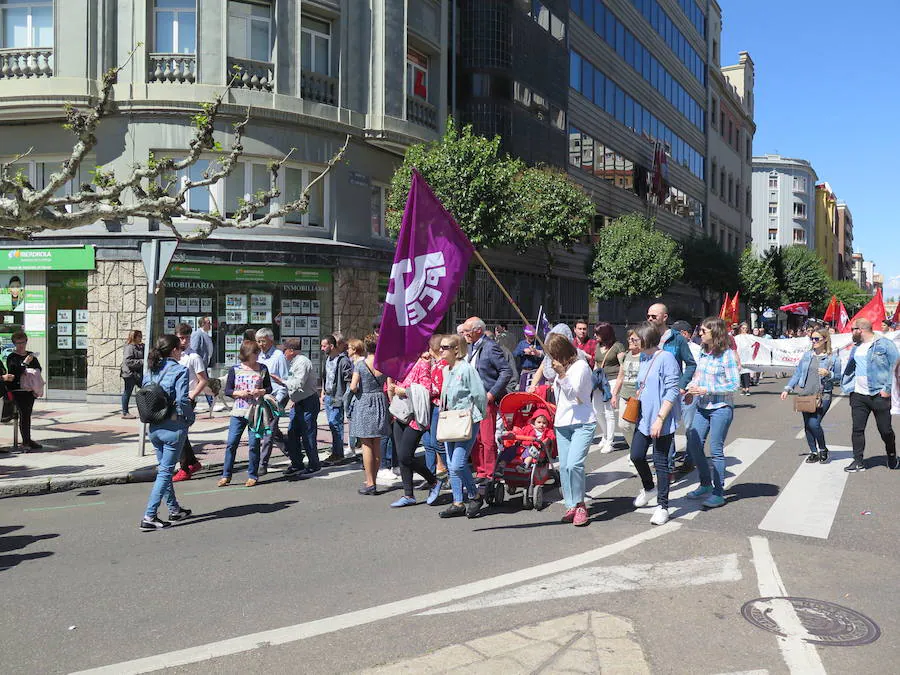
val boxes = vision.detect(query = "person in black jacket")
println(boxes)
[120,330,144,419]
[5,331,42,449]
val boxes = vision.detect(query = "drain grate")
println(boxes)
[741,597,880,647]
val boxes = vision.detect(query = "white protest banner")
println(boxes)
[734,331,900,374]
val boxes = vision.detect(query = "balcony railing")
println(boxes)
[148,53,196,84]
[0,48,53,79]
[407,95,437,130]
[228,57,274,92]
[300,70,337,106]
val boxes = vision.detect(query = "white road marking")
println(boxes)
[71,524,681,675]
[758,447,853,539]
[418,553,741,614]
[748,536,825,675]
[659,438,774,520]
[794,396,845,440]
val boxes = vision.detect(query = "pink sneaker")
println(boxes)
[188,462,203,474]
[172,469,191,482]
[561,508,577,523]
[573,504,589,527]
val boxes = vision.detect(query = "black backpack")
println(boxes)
[135,369,173,424]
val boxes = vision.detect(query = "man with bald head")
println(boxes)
[462,316,512,482]
[841,317,899,472]
[647,302,697,471]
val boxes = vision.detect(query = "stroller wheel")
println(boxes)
[533,485,545,511]
[484,481,498,505]
[506,484,519,496]
[523,488,534,510]
[493,483,504,506]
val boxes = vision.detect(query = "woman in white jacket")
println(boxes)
[545,333,597,527]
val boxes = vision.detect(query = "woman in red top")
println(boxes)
[421,335,448,497]
[387,346,440,507]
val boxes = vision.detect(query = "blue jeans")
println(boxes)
[324,394,344,457]
[445,421,481,503]
[630,431,675,509]
[422,406,446,473]
[556,422,597,508]
[287,395,321,470]
[145,421,187,519]
[381,434,395,469]
[222,415,262,480]
[802,394,832,454]
[687,406,734,497]
[121,375,141,415]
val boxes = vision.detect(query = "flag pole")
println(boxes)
[471,249,547,350]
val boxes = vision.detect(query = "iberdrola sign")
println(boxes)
[0,245,95,271]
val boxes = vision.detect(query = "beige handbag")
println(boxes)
[436,408,473,443]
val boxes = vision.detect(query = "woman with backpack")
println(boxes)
[140,334,194,531]
[218,340,273,488]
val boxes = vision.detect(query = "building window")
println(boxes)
[300,15,330,76]
[728,120,733,145]
[370,185,386,237]
[283,166,326,227]
[735,181,741,211]
[746,188,752,215]
[407,48,428,100]
[768,228,777,242]
[746,137,752,160]
[768,173,778,189]
[1,157,85,211]
[711,97,717,128]
[228,1,272,62]
[768,203,777,215]
[793,202,807,219]
[792,175,807,193]
[728,175,734,205]
[719,169,725,199]
[1,0,52,48]
[162,159,213,213]
[710,160,717,193]
[154,0,195,54]
[793,228,806,244]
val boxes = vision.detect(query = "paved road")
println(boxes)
[1,379,899,674]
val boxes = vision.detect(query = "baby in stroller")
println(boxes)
[496,408,556,473]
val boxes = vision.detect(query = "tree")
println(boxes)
[589,213,683,307]
[680,234,739,317]
[829,278,871,314]
[0,52,348,241]
[739,247,780,316]
[781,245,831,315]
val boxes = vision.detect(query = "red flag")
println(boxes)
[779,301,812,316]
[823,295,838,323]
[728,291,740,324]
[838,301,850,333]
[891,301,900,325]
[846,288,886,331]
[719,292,730,321]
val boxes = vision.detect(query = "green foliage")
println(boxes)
[589,212,683,303]
[680,234,740,314]
[387,119,525,248]
[781,245,831,314]
[829,279,871,314]
[509,166,594,253]
[739,247,780,314]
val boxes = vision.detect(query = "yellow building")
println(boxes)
[815,182,839,280]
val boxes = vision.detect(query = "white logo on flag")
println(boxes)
[386,252,447,326]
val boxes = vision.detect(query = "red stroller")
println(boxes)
[484,392,558,511]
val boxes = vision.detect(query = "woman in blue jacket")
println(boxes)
[780,328,841,463]
[141,334,195,531]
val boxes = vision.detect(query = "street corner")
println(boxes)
[356,610,649,675]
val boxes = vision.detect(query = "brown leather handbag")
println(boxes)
[793,394,820,413]
[622,351,661,424]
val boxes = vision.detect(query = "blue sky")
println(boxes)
[720,0,900,298]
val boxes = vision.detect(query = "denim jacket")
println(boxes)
[841,337,900,395]
[441,361,487,423]
[660,330,697,389]
[142,358,195,426]
[785,351,841,395]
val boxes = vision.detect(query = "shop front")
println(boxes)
[163,264,333,375]
[0,245,95,398]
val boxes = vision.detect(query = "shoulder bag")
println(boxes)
[622,351,661,424]
[794,353,823,413]
[436,366,473,443]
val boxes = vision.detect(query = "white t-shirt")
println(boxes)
[854,342,872,395]
[179,351,207,395]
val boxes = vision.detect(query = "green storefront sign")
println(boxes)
[0,245,95,271]
[168,264,332,284]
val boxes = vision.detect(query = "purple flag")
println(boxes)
[374,171,474,379]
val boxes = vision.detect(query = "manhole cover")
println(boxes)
[741,597,880,647]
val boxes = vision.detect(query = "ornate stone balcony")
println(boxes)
[148,54,197,84]
[0,48,54,79]
[406,96,437,130]
[300,70,337,106]
[228,57,274,91]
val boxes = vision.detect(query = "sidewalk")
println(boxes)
[0,400,339,498]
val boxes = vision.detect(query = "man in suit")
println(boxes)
[462,316,512,481]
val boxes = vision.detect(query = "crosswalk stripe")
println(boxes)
[757,447,853,539]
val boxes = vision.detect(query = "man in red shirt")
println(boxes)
[573,320,596,369]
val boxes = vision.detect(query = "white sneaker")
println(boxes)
[650,506,669,525]
[600,439,614,454]
[633,488,657,508]
[212,402,226,412]
[377,468,397,483]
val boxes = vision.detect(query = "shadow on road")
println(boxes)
[177,500,299,527]
[0,528,58,571]
[0,464,103,478]
[725,482,779,503]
